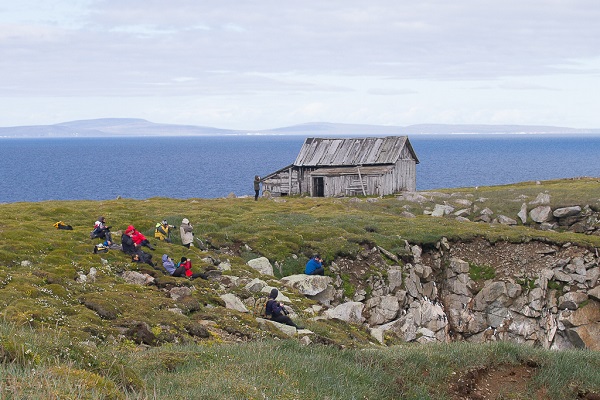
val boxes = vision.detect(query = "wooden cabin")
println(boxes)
[261,136,419,197]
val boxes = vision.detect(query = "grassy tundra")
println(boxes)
[1,177,600,399]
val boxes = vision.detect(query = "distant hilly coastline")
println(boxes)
[0,118,599,138]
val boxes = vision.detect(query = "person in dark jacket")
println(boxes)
[253,175,261,201]
[122,226,155,267]
[265,288,300,328]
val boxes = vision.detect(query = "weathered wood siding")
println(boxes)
[262,167,302,196]
[262,136,419,197]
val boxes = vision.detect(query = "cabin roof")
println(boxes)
[293,136,419,167]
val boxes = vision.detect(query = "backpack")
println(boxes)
[93,244,108,254]
[53,221,73,230]
[253,296,270,318]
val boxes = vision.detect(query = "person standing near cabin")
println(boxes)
[180,218,194,248]
[253,175,261,201]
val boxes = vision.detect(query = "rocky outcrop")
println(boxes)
[183,227,599,350]
[275,239,600,350]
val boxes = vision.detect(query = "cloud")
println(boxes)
[1,1,600,128]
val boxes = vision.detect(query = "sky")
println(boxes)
[1,1,599,130]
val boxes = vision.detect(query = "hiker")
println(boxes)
[180,218,194,248]
[305,254,325,276]
[129,225,155,250]
[265,288,300,328]
[91,216,113,244]
[121,226,155,267]
[155,219,175,243]
[179,256,208,279]
[253,175,261,201]
[162,255,207,279]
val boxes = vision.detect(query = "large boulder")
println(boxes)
[245,278,268,292]
[553,206,582,218]
[529,206,553,223]
[324,301,365,324]
[246,257,274,276]
[220,293,249,313]
[365,295,400,326]
[280,274,332,296]
[256,318,297,336]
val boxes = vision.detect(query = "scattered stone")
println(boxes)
[529,192,550,205]
[246,257,274,276]
[517,202,528,224]
[529,206,553,223]
[220,294,249,313]
[553,206,582,218]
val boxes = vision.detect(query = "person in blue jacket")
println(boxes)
[304,254,324,275]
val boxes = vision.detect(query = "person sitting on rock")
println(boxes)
[304,254,324,276]
[265,288,301,329]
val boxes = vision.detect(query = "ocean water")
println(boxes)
[1,134,599,203]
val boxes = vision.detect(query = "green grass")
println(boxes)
[2,321,599,399]
[1,178,600,398]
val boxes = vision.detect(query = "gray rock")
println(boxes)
[529,206,553,223]
[280,274,333,296]
[365,295,400,326]
[553,206,582,218]
[245,278,267,292]
[220,293,249,313]
[246,257,274,276]
[256,318,297,336]
[454,209,471,217]
[517,203,528,224]
[170,286,193,301]
[529,192,551,205]
[397,192,429,203]
[324,301,365,324]
[431,204,454,217]
[121,271,155,286]
[480,207,494,216]
[497,215,517,225]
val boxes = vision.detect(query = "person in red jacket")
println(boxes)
[178,257,208,280]
[127,225,155,250]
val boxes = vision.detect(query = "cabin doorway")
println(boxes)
[313,177,324,197]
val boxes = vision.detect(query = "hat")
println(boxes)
[162,219,168,225]
[182,218,189,224]
[125,225,135,234]
[162,254,169,262]
[269,288,279,299]
[180,256,187,263]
